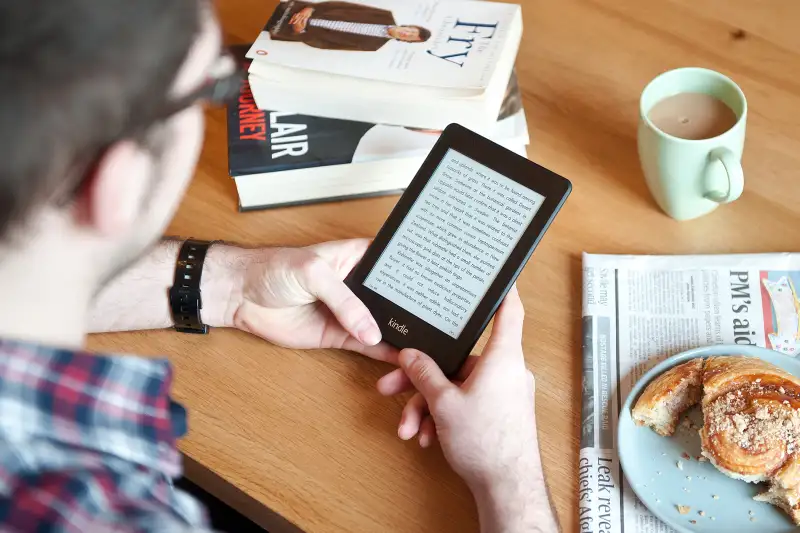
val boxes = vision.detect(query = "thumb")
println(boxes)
[399,349,456,402]
[484,284,525,354]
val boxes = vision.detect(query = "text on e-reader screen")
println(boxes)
[364,149,545,338]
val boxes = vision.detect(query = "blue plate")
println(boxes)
[618,345,800,533]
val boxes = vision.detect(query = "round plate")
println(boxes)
[618,345,800,533]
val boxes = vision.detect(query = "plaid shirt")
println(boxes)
[0,339,212,533]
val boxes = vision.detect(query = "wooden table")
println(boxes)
[88,1,800,531]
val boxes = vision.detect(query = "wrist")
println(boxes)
[472,465,548,533]
[199,243,246,329]
[472,457,540,506]
[469,435,558,533]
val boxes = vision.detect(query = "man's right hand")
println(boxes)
[376,286,560,533]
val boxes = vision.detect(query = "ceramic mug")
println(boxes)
[638,67,747,220]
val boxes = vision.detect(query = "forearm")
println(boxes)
[88,239,243,333]
[473,439,560,533]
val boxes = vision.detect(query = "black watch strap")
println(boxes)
[169,239,212,334]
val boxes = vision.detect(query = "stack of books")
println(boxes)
[228,0,526,210]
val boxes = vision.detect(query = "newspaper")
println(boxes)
[579,252,800,533]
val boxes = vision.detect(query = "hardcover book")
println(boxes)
[245,0,523,131]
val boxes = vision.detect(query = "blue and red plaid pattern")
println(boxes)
[0,339,212,532]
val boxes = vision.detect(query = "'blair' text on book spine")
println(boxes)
[427,20,499,67]
[269,112,309,159]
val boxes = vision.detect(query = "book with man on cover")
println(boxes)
[244,0,523,131]
[248,0,521,90]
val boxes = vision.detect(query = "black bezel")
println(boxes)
[345,124,571,376]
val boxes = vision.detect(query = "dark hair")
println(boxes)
[0,1,201,237]
[407,26,432,42]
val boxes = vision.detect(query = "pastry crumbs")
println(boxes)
[707,391,800,453]
[677,505,691,514]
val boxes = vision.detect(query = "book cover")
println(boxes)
[228,65,527,177]
[245,0,521,90]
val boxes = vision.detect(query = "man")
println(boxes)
[0,2,558,532]
[268,0,431,51]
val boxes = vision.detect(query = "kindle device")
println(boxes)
[345,124,571,376]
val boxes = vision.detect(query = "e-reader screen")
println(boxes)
[362,149,545,338]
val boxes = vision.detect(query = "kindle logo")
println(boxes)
[389,318,409,335]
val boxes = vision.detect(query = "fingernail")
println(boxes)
[419,434,430,448]
[359,319,381,346]
[398,424,412,441]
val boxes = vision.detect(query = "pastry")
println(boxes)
[632,358,704,436]
[753,485,800,525]
[700,356,800,484]
[634,354,800,525]
[699,356,800,524]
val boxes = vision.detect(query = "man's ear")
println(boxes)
[75,140,152,236]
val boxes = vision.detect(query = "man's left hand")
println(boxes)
[210,239,398,365]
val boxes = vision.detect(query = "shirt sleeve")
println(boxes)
[0,340,213,532]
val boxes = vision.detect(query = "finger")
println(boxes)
[527,369,536,393]
[306,239,371,278]
[398,349,456,402]
[483,284,525,356]
[398,393,428,441]
[299,256,381,346]
[341,337,399,365]
[418,416,437,448]
[377,367,413,396]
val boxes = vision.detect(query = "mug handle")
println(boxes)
[703,147,744,204]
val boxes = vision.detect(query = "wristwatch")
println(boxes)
[169,239,212,334]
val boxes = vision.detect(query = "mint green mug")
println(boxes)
[638,68,747,220]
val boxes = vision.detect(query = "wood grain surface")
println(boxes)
[87,1,800,531]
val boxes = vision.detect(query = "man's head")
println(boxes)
[388,26,432,43]
[0,1,224,290]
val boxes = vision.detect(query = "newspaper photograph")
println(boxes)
[580,252,800,533]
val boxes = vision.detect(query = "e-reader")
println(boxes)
[345,124,571,376]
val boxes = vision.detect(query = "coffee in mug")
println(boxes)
[647,93,738,141]
[638,68,747,220]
